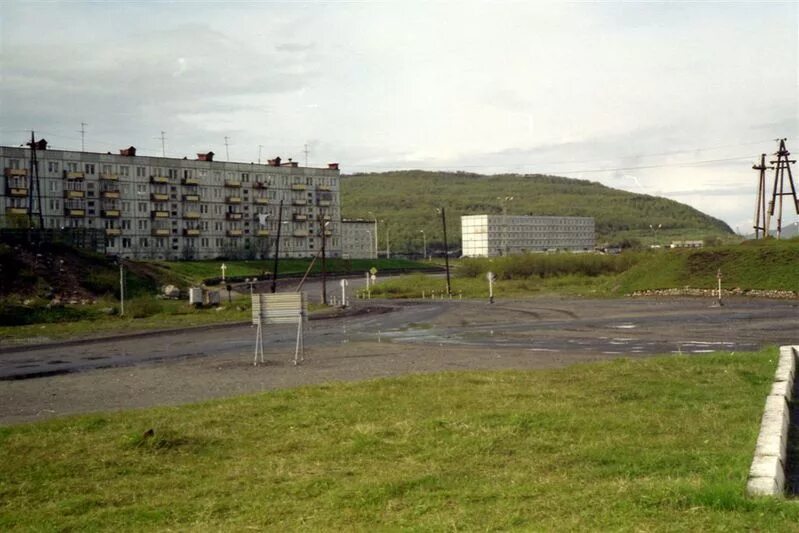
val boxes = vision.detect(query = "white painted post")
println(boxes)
[340,279,349,307]
[221,263,227,282]
[487,271,495,304]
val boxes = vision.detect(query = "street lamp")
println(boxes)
[270,200,284,293]
[420,229,427,260]
[436,207,451,296]
[649,223,662,246]
[368,211,378,258]
[320,218,330,305]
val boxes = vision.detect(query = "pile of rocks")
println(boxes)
[630,288,798,299]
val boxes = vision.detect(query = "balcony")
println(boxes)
[253,197,269,205]
[255,229,270,237]
[181,177,199,186]
[317,185,332,192]
[105,228,122,236]
[182,194,200,202]
[225,196,241,204]
[101,190,120,199]
[292,199,307,206]
[101,209,121,218]
[253,181,267,189]
[7,207,27,215]
[66,208,85,217]
[293,230,308,238]
[150,192,169,202]
[224,180,241,188]
[151,210,169,219]
[150,175,169,184]
[151,228,170,237]
[183,211,201,220]
[64,190,85,199]
[64,171,85,180]
[324,230,333,237]
[227,229,243,237]
[292,214,307,222]
[291,184,306,191]
[4,168,27,177]
[317,200,331,207]
[183,228,201,236]
[99,173,118,181]
[7,187,28,197]
[226,212,243,221]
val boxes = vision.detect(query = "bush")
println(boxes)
[125,297,165,319]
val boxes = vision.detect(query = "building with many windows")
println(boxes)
[1,144,341,260]
[461,214,595,257]
[341,219,377,259]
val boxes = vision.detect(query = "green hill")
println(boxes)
[341,171,734,254]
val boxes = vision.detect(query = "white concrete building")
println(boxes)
[341,219,377,259]
[461,214,595,257]
[1,143,341,260]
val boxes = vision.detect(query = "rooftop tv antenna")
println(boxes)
[303,143,310,167]
[766,139,798,239]
[79,122,87,152]
[224,136,231,161]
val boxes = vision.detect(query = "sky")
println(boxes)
[1,1,797,233]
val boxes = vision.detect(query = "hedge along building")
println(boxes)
[461,214,596,257]
[0,143,341,260]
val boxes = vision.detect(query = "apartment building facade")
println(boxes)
[1,144,341,260]
[461,214,595,257]
[341,219,377,259]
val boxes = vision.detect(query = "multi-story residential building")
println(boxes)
[1,143,341,260]
[341,219,377,259]
[461,214,595,257]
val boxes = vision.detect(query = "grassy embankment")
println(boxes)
[366,238,799,299]
[0,257,429,343]
[2,349,795,529]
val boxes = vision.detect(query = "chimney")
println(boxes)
[328,163,339,170]
[268,156,282,167]
[119,146,136,156]
[197,151,214,161]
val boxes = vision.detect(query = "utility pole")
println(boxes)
[752,153,770,239]
[119,259,125,316]
[319,213,329,305]
[420,229,426,260]
[79,122,87,152]
[767,139,798,239]
[159,131,166,157]
[27,131,44,230]
[271,200,284,293]
[439,207,451,296]
[224,136,231,161]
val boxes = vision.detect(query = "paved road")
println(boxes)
[2,296,797,424]
[2,296,796,381]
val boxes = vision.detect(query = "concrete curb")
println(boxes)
[746,345,798,496]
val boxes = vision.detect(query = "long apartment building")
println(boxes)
[461,214,595,257]
[1,143,341,260]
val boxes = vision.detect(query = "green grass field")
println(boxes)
[2,349,796,530]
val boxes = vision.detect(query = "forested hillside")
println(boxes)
[341,171,734,254]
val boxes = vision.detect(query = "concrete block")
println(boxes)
[774,346,795,382]
[769,381,792,401]
[747,476,782,497]
[749,454,786,488]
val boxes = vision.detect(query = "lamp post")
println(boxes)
[385,222,390,259]
[649,223,662,246]
[420,229,427,260]
[320,218,330,305]
[368,212,378,258]
[270,200,284,293]
[437,207,451,296]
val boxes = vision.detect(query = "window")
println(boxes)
[168,169,177,179]
[8,159,20,169]
[103,164,112,174]
[137,202,147,212]
[85,163,95,174]
[48,161,59,173]
[119,166,130,176]
[67,162,78,172]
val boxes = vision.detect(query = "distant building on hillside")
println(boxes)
[670,240,704,249]
[341,219,377,259]
[461,214,595,257]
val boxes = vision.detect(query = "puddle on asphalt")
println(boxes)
[613,324,637,329]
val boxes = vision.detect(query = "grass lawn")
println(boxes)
[2,349,796,530]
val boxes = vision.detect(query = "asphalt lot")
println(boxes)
[1,296,797,424]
